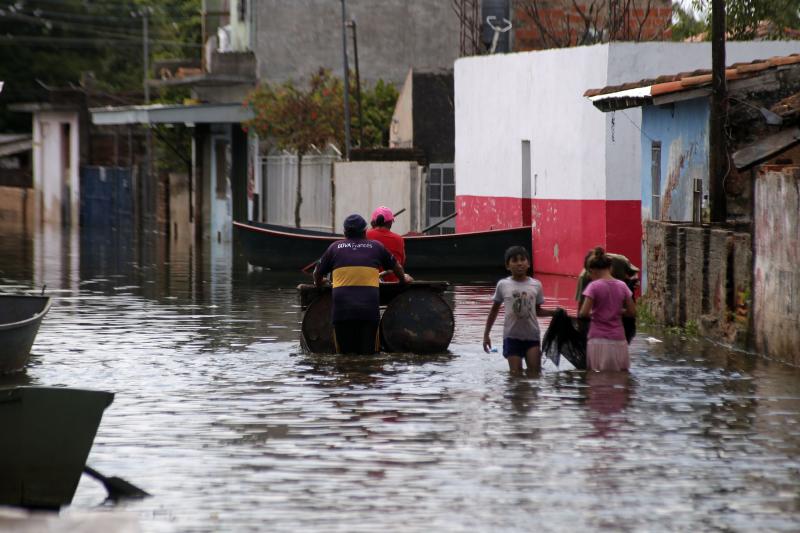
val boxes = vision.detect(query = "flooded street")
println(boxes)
[2,226,800,532]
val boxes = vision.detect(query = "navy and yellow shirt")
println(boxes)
[317,238,397,322]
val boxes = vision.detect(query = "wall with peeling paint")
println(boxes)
[640,99,709,222]
[753,166,800,367]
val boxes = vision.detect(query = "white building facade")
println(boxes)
[454,41,800,275]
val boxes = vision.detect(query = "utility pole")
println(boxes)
[347,19,364,147]
[340,0,352,160]
[142,7,153,233]
[143,8,150,104]
[709,0,727,223]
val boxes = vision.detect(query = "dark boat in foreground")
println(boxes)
[234,221,533,272]
[0,387,114,509]
[0,294,52,373]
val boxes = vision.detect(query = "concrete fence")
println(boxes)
[260,153,338,232]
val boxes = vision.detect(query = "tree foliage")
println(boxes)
[244,68,345,156]
[245,69,399,153]
[670,3,707,40]
[356,80,399,148]
[0,0,200,131]
[244,69,399,227]
[690,0,800,40]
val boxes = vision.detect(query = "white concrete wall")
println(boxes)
[390,69,414,149]
[32,111,79,225]
[334,161,422,235]
[455,41,800,203]
[455,45,610,201]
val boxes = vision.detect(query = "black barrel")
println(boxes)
[380,288,454,354]
[301,292,335,354]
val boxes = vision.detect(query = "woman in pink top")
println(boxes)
[578,247,636,371]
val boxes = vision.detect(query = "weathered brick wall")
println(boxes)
[681,226,706,325]
[732,232,753,338]
[644,220,753,347]
[514,1,672,50]
[753,166,800,367]
[642,220,679,325]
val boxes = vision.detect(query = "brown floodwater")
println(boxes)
[1,225,799,532]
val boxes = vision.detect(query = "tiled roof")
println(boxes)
[585,53,800,109]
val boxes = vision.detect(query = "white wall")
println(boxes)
[455,45,610,201]
[455,41,800,203]
[333,161,422,235]
[389,69,414,149]
[32,111,79,225]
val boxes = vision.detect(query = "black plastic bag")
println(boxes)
[542,308,587,370]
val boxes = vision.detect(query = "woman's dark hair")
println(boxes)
[504,245,530,265]
[585,246,612,270]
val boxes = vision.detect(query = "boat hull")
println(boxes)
[0,295,51,374]
[0,387,114,509]
[234,221,533,272]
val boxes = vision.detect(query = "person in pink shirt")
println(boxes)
[578,247,636,371]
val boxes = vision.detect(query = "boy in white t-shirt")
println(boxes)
[483,246,556,374]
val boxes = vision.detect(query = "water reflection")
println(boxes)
[0,224,798,532]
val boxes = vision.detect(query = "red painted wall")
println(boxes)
[457,195,642,276]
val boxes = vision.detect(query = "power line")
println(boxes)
[0,3,198,25]
[0,34,202,48]
[0,9,186,40]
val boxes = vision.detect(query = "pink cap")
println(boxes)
[371,206,394,224]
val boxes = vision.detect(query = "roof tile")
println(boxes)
[680,74,713,87]
[650,80,684,96]
[586,52,800,101]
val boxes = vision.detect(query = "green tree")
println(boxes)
[244,69,344,227]
[0,0,200,131]
[691,0,800,39]
[670,3,707,40]
[244,69,399,227]
[356,80,399,147]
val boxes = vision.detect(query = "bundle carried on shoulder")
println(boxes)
[541,308,587,370]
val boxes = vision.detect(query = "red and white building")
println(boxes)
[454,41,800,276]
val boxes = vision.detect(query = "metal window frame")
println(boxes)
[427,163,456,234]
[651,141,661,220]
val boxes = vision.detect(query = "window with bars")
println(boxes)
[427,164,456,235]
[651,141,661,220]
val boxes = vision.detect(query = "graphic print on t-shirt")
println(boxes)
[511,290,534,318]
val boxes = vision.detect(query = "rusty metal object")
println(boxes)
[297,281,448,309]
[300,292,335,354]
[379,288,454,354]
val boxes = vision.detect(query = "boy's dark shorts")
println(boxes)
[502,337,540,358]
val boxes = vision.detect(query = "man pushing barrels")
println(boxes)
[313,214,407,355]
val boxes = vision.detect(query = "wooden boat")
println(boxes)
[0,294,51,373]
[0,387,114,509]
[234,221,533,272]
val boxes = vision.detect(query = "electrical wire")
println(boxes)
[0,34,201,48]
[0,9,186,41]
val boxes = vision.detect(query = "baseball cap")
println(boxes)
[370,206,394,224]
[343,213,367,234]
